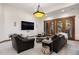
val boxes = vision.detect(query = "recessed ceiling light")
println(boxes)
[61,10,64,12]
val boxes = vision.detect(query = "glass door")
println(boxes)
[44,16,75,40]
[65,18,74,40]
[51,20,55,34]
[56,19,63,33]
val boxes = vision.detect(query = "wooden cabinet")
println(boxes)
[44,16,75,40]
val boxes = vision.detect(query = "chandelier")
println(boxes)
[33,4,45,17]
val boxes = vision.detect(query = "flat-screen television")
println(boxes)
[21,21,34,30]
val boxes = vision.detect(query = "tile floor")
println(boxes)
[0,40,79,55]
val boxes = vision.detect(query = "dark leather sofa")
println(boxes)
[10,34,35,53]
[52,34,67,53]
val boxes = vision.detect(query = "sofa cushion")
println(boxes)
[17,35,24,39]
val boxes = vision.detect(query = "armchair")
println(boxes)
[10,34,35,53]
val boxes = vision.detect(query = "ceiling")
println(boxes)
[6,3,76,14]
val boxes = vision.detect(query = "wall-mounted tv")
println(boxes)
[21,21,34,30]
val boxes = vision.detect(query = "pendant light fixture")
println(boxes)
[33,4,45,17]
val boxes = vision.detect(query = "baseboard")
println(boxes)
[74,40,79,41]
[0,39,11,44]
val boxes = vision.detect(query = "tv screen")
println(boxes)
[21,21,34,30]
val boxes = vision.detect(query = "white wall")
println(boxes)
[4,5,42,39]
[0,4,5,41]
[0,4,44,41]
[35,17,44,34]
[45,4,79,40]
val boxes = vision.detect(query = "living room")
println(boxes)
[0,3,79,55]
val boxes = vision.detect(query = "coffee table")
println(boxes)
[36,37,47,43]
